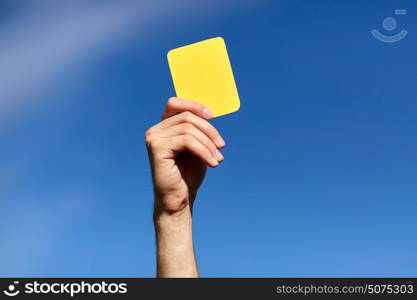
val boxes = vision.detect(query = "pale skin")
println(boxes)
[145,97,225,277]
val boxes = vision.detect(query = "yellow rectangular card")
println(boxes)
[167,37,240,117]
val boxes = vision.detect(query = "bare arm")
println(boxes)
[145,97,225,277]
[154,207,197,277]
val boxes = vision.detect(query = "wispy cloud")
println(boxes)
[0,0,257,275]
[0,0,249,128]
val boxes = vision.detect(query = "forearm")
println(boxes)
[147,97,221,278]
[154,204,198,278]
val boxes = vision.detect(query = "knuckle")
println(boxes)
[179,111,193,121]
[208,141,217,152]
[167,97,178,108]
[145,127,153,138]
[209,126,219,137]
[182,134,193,144]
[145,130,162,150]
[196,103,205,112]
[202,123,214,136]
[144,129,153,145]
[189,100,202,110]
[145,135,154,147]
[148,139,163,150]
[144,126,157,143]
[180,123,193,133]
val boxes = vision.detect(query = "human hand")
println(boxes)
[145,97,225,217]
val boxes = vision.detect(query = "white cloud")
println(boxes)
[0,0,247,128]
[0,0,258,275]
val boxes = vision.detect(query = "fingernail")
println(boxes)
[214,135,226,148]
[202,107,213,119]
[215,149,224,161]
[210,156,219,166]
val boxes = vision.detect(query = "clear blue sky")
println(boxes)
[1,0,416,277]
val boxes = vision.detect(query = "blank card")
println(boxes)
[167,37,240,117]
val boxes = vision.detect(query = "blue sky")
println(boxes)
[1,0,416,277]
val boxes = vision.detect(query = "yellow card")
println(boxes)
[167,37,240,117]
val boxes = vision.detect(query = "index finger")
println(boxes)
[162,97,213,121]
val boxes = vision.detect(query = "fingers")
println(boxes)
[162,97,213,121]
[169,135,219,167]
[146,97,225,168]
[159,111,225,148]
[159,123,224,162]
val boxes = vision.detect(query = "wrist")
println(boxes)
[153,192,194,222]
[153,203,192,227]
